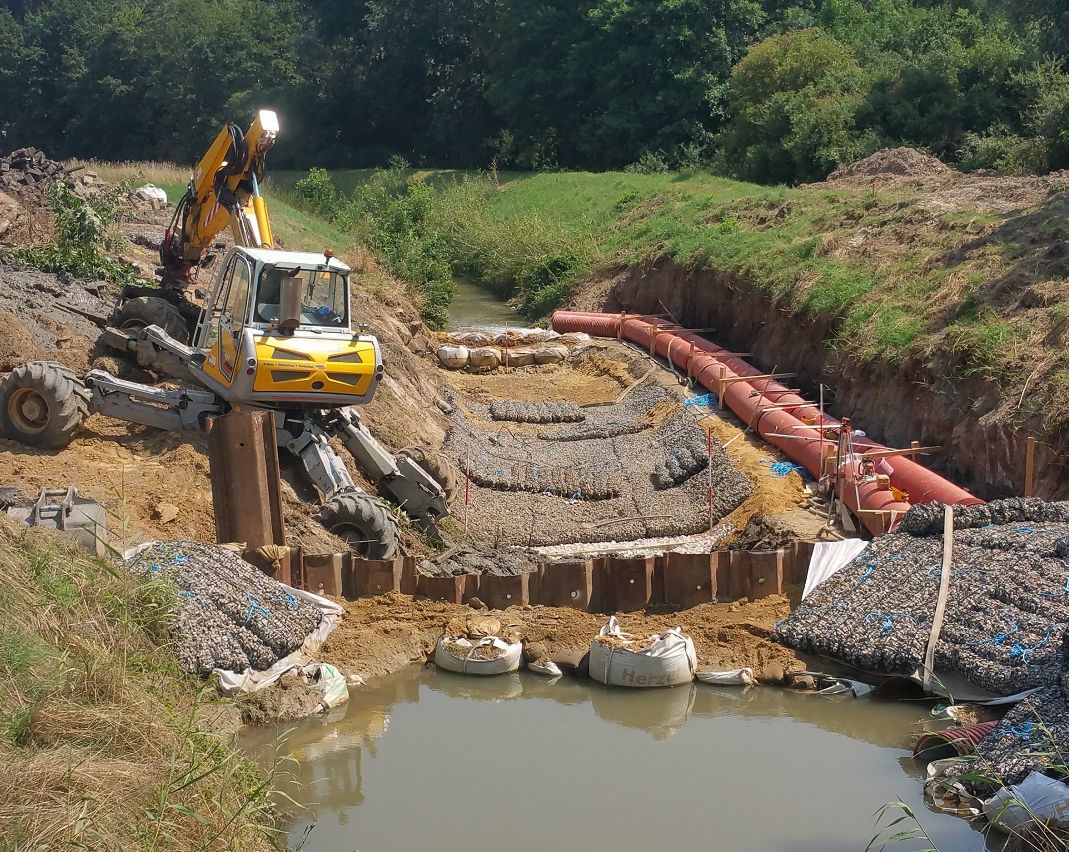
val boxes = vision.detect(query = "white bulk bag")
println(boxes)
[588,616,696,687]
[434,634,523,675]
[436,344,470,370]
[135,183,168,205]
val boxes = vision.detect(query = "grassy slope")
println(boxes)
[94,161,1069,426]
[0,522,280,849]
[388,168,1068,429]
[71,160,363,261]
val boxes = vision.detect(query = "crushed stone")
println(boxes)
[126,540,322,677]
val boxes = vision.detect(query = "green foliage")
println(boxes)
[293,167,340,218]
[319,161,461,328]
[4,1,1069,182]
[11,181,141,283]
[722,28,874,182]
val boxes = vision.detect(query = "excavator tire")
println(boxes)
[317,492,400,560]
[398,445,460,505]
[115,296,191,344]
[0,362,91,449]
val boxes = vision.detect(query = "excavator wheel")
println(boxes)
[0,362,91,449]
[317,492,400,560]
[398,445,460,505]
[115,296,191,344]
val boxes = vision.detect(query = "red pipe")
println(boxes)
[553,310,982,534]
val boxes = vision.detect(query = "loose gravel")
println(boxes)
[127,541,322,677]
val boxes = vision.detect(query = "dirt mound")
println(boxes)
[828,147,952,181]
[729,515,796,551]
[0,267,113,372]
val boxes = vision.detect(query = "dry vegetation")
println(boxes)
[0,520,285,850]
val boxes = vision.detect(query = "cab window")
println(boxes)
[223,257,252,325]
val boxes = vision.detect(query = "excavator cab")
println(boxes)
[192,245,383,408]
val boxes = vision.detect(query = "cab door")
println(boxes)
[203,254,252,387]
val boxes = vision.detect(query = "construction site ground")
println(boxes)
[0,162,834,701]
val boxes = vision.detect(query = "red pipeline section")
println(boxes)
[553,311,982,535]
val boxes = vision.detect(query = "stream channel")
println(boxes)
[240,667,989,851]
[446,279,520,329]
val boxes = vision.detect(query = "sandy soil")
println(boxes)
[322,591,803,683]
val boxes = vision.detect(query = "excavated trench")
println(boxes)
[579,258,1067,501]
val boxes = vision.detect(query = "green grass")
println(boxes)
[0,521,283,849]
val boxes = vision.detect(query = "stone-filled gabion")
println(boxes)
[898,497,1069,537]
[775,503,1069,697]
[651,437,709,490]
[488,399,586,424]
[459,455,620,500]
[127,541,323,677]
[940,636,1069,796]
[538,417,645,441]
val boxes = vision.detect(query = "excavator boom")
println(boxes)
[160,109,279,290]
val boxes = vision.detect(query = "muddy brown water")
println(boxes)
[240,668,991,851]
[447,279,519,329]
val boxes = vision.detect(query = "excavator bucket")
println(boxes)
[4,487,109,557]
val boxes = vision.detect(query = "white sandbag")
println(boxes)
[588,616,696,688]
[312,662,349,709]
[696,668,754,686]
[533,345,569,365]
[448,331,493,346]
[528,658,563,677]
[985,772,1069,834]
[434,634,523,675]
[436,344,470,370]
[494,328,547,346]
[502,347,535,367]
[555,332,592,347]
[467,346,501,369]
[134,183,168,204]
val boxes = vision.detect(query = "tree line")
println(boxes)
[2,0,1068,183]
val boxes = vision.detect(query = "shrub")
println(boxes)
[10,181,141,283]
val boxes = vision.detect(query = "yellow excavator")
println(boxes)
[0,110,454,558]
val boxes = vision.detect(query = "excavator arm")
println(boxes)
[159,109,279,291]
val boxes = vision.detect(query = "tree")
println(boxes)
[721,28,870,182]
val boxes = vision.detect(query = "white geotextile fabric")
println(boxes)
[802,538,868,599]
